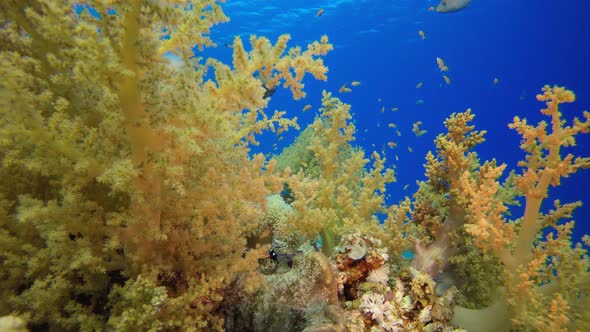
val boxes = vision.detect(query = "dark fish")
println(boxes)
[254,72,277,99]
[436,0,472,13]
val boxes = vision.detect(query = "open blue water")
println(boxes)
[202,0,590,242]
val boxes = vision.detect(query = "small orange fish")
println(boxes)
[317,9,324,17]
[416,82,423,88]
[412,121,427,136]
[339,84,351,93]
[428,6,435,11]
[443,75,451,85]
[303,104,312,112]
[436,57,449,72]
[351,81,361,86]
[391,107,399,112]
[418,30,426,40]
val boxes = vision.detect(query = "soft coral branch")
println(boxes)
[454,85,590,330]
[509,85,590,269]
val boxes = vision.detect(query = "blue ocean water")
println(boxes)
[205,0,590,242]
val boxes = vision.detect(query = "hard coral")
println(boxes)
[334,233,390,300]
[355,267,462,332]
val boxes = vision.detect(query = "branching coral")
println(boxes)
[452,85,590,330]
[410,110,492,281]
[0,0,332,330]
[281,91,403,257]
[1,1,588,331]
[408,86,589,330]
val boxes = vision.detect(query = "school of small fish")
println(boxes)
[412,121,427,137]
[280,1,480,174]
[338,84,352,93]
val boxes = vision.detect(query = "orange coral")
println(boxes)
[284,91,398,257]
[459,161,515,260]
[232,34,332,100]
[459,85,589,269]
[0,1,332,329]
[453,85,590,330]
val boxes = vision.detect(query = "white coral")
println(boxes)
[360,293,387,323]
[360,292,401,331]
[367,265,390,284]
[381,315,404,332]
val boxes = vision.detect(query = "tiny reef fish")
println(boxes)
[443,75,451,85]
[436,57,449,72]
[339,84,351,93]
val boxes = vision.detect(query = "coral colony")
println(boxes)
[0,1,589,331]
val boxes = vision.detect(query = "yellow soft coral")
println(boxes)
[453,85,590,331]
[283,91,400,257]
[509,85,590,266]
[458,161,515,260]
[0,1,332,330]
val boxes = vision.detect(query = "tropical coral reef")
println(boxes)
[1,1,589,332]
[411,87,590,331]
[452,86,590,331]
[0,0,331,330]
